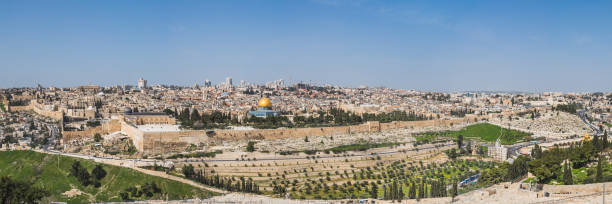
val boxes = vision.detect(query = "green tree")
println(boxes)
[182,164,195,178]
[369,184,378,198]
[92,164,107,180]
[531,144,542,159]
[94,133,102,142]
[451,178,458,201]
[70,161,91,186]
[0,176,49,203]
[603,131,609,151]
[563,162,573,185]
[409,182,416,199]
[457,135,463,149]
[507,155,529,181]
[119,191,130,201]
[191,109,201,121]
[597,155,603,182]
[246,141,256,152]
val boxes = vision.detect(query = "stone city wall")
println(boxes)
[212,121,376,141]
[121,121,145,151]
[30,100,64,121]
[7,100,64,121]
[61,119,121,144]
[140,131,209,154]
[7,105,31,112]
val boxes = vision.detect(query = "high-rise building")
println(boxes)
[138,77,147,89]
[225,77,233,88]
[204,79,211,87]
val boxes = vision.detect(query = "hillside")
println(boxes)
[0,151,218,203]
[418,123,532,145]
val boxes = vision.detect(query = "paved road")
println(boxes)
[578,110,602,135]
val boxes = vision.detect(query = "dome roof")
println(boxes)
[257,97,272,108]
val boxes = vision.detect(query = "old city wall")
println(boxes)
[31,101,64,121]
[209,119,474,141]
[7,105,31,112]
[140,131,209,154]
[121,121,144,151]
[7,100,64,121]
[211,123,373,141]
[378,119,467,131]
[61,119,121,144]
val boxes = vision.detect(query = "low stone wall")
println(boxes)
[543,182,610,194]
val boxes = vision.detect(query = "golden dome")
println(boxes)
[257,97,272,108]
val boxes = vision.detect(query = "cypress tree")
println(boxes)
[597,155,603,182]
[563,162,573,185]
[594,134,601,152]
[430,180,436,198]
[442,179,447,197]
[418,182,424,199]
[451,179,458,201]
[370,184,378,199]
[409,182,416,199]
[383,185,388,200]
[604,131,609,150]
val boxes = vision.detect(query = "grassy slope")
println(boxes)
[418,123,532,145]
[0,151,218,203]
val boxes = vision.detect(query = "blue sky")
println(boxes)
[1,0,611,92]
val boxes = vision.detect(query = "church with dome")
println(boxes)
[249,97,280,118]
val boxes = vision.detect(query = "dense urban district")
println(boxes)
[1,78,611,203]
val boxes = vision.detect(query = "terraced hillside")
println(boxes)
[171,142,497,200]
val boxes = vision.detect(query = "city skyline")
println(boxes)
[2,0,612,92]
[7,76,608,95]
[2,1,612,203]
